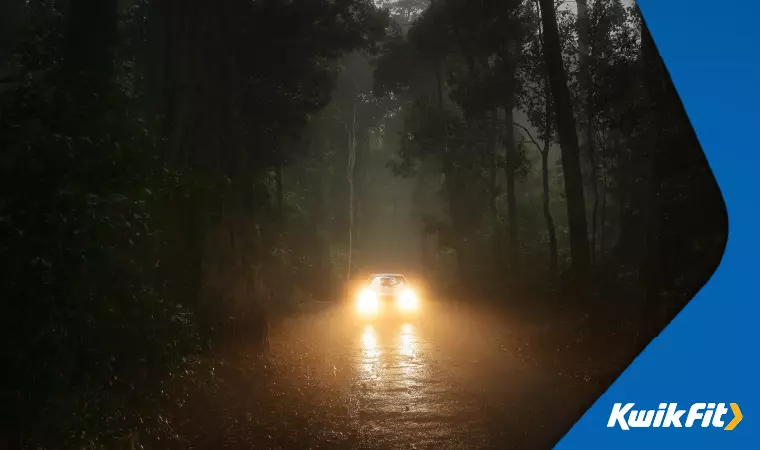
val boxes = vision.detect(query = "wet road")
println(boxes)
[228,301,603,450]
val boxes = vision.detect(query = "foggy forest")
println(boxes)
[0,0,727,448]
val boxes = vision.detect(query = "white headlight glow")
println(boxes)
[397,289,419,311]
[357,289,379,315]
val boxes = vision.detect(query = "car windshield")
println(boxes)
[370,276,405,288]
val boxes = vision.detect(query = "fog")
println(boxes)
[0,0,727,448]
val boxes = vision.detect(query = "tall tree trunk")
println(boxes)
[541,146,558,275]
[538,0,590,275]
[496,38,521,272]
[435,56,464,281]
[576,0,591,90]
[590,162,599,264]
[575,0,594,151]
[534,0,558,276]
[503,106,518,270]
[542,71,559,276]
[577,0,599,265]
[346,102,357,281]
[354,128,366,249]
[487,110,500,268]
[487,111,498,218]
[599,180,607,258]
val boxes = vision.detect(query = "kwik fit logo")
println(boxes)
[608,403,743,431]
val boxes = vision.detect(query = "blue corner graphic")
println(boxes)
[556,0,760,448]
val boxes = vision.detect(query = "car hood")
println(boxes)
[373,286,403,295]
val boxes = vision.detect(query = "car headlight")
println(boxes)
[397,289,419,311]
[357,289,379,314]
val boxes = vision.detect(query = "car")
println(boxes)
[355,273,420,318]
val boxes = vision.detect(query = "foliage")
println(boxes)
[374,0,726,304]
[0,0,391,447]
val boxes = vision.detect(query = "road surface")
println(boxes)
[195,300,608,449]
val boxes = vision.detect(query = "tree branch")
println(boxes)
[513,122,547,155]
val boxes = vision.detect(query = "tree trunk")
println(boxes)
[354,128,366,249]
[599,180,607,259]
[576,0,594,150]
[435,56,464,281]
[346,101,357,280]
[487,111,499,219]
[590,161,599,264]
[487,110,500,267]
[576,0,593,146]
[503,106,518,271]
[541,147,558,275]
[543,72,558,276]
[538,0,590,275]
[576,0,591,92]
[577,0,599,265]
[534,0,558,276]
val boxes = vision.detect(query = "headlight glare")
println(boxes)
[397,289,419,311]
[357,289,379,314]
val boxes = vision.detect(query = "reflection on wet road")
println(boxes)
[359,323,419,386]
[262,302,599,449]
[351,321,487,448]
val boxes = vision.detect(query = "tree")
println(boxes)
[538,0,590,275]
[378,0,431,33]
[576,0,600,263]
[0,0,393,446]
[519,0,558,275]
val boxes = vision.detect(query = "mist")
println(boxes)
[0,0,726,448]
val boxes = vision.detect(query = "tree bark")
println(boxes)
[599,180,607,258]
[435,56,464,280]
[487,110,500,268]
[346,101,357,280]
[576,0,593,152]
[503,106,518,270]
[487,111,498,219]
[496,39,520,272]
[534,0,558,276]
[590,158,599,264]
[538,0,590,275]
[541,147,558,274]
[576,0,594,149]
[577,0,600,265]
